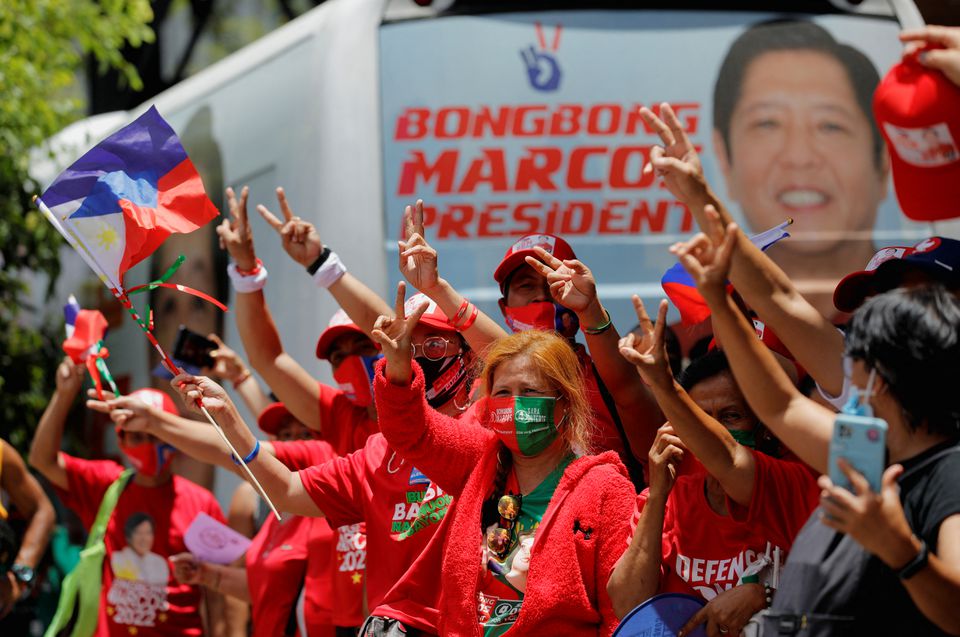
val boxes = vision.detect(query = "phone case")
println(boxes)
[828,413,888,493]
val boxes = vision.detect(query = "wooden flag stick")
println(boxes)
[199,404,282,522]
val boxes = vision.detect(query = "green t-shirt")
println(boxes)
[477,455,573,636]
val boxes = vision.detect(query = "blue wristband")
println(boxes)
[231,439,260,466]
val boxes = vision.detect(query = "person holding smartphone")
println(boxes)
[673,225,960,636]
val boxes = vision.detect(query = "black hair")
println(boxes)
[123,512,155,541]
[845,284,960,438]
[713,19,884,170]
[679,348,731,392]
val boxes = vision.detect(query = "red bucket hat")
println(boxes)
[128,388,179,416]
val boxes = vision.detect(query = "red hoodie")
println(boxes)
[373,360,636,637]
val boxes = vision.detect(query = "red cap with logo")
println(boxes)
[873,53,960,221]
[493,234,576,291]
[128,388,179,416]
[316,309,366,360]
[404,293,457,333]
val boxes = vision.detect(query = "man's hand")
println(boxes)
[900,26,960,87]
[170,553,205,586]
[54,357,85,396]
[86,395,157,434]
[640,104,710,206]
[217,187,258,271]
[256,187,323,269]
[0,571,23,619]
[679,583,765,637]
[524,246,597,315]
[171,374,233,418]
[648,423,685,500]
[619,297,673,389]
[370,282,427,386]
[203,334,249,384]
[398,200,441,294]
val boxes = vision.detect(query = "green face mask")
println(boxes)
[729,428,757,449]
[487,395,560,457]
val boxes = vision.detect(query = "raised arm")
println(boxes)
[217,187,323,430]
[28,358,85,490]
[169,375,322,519]
[526,247,663,460]
[673,225,835,472]
[641,104,846,395]
[0,441,55,615]
[606,425,684,617]
[397,199,507,353]
[256,186,393,335]
[619,297,756,505]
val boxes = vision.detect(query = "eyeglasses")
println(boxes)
[486,493,522,560]
[410,336,458,361]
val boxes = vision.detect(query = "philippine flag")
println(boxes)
[37,106,219,290]
[662,220,793,325]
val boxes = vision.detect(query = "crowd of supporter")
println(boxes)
[3,20,960,637]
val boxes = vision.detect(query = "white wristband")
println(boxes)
[312,251,346,289]
[228,262,268,293]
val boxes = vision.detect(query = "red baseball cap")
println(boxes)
[404,293,457,333]
[128,388,179,416]
[873,53,960,221]
[833,246,915,313]
[315,309,366,360]
[257,402,292,436]
[493,234,576,291]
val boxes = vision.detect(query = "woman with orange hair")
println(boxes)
[367,285,636,636]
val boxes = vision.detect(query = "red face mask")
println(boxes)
[333,354,382,407]
[499,301,580,337]
[118,430,176,477]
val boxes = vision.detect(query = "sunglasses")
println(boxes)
[410,336,458,361]
[486,493,522,560]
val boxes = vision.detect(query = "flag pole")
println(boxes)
[36,196,282,521]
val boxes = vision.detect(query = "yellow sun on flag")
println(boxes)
[96,224,119,250]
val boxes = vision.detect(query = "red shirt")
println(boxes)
[630,451,819,601]
[296,433,453,630]
[577,346,627,460]
[57,455,225,637]
[246,513,309,636]
[272,441,365,628]
[317,383,379,455]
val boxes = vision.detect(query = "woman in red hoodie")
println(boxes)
[366,287,636,637]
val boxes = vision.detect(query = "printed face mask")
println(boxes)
[500,301,579,337]
[418,354,469,409]
[118,431,176,477]
[333,354,383,407]
[486,396,561,457]
[841,367,878,418]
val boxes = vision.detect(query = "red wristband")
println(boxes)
[449,298,470,326]
[458,304,479,330]
[235,258,262,277]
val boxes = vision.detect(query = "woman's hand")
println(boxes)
[370,282,429,386]
[398,200,441,294]
[256,187,324,269]
[639,104,710,206]
[671,219,738,305]
[818,460,919,568]
[678,583,765,637]
[169,553,205,586]
[54,357,85,396]
[85,395,157,433]
[217,187,258,271]
[619,296,672,389]
[900,25,960,86]
[648,423,686,500]
[524,246,598,315]
[171,374,232,417]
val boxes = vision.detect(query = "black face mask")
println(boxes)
[418,354,468,409]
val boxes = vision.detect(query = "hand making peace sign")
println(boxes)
[257,187,324,269]
[370,282,429,386]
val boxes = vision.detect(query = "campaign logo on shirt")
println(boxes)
[408,466,431,486]
[393,482,452,539]
[336,524,367,583]
[107,512,171,627]
[673,546,782,600]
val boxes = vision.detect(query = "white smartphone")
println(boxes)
[829,413,888,493]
